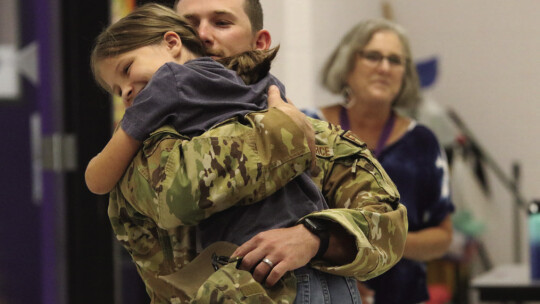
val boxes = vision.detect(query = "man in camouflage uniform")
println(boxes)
[109,100,407,303]
[106,0,408,302]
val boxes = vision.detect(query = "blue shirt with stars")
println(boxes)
[366,121,454,304]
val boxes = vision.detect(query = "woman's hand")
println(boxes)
[266,85,316,170]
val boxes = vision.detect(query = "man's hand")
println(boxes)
[231,224,320,287]
[267,85,316,171]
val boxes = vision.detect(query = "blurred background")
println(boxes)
[0,0,538,303]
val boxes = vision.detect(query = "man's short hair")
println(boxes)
[173,0,264,33]
[138,0,175,8]
[243,0,263,33]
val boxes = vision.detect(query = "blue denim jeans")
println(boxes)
[294,267,361,304]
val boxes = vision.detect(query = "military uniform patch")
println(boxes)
[315,145,334,158]
[341,130,367,148]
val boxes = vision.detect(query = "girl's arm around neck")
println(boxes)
[85,126,141,195]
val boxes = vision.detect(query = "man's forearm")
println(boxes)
[305,118,408,280]
[304,205,407,281]
[323,222,356,265]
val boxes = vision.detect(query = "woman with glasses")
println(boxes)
[311,19,455,304]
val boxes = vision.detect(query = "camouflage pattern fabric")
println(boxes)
[192,264,296,304]
[116,108,312,229]
[302,117,407,280]
[157,241,296,304]
[108,108,407,303]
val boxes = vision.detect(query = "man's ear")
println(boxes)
[163,31,183,58]
[253,29,271,50]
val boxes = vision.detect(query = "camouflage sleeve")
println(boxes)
[120,108,311,229]
[302,118,408,281]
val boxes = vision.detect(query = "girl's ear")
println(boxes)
[163,31,183,58]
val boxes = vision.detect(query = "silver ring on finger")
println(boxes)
[262,258,274,268]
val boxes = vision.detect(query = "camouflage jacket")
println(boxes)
[108,108,408,303]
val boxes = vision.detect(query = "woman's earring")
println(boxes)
[341,86,357,109]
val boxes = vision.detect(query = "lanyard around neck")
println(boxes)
[339,106,396,158]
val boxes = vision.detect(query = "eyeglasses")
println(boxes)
[358,50,406,68]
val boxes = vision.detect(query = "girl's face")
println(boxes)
[346,30,406,106]
[97,42,179,108]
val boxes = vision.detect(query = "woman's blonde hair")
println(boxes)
[321,19,421,110]
[91,3,277,90]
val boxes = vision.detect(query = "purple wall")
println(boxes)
[36,0,62,302]
[0,0,56,302]
[0,101,40,303]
